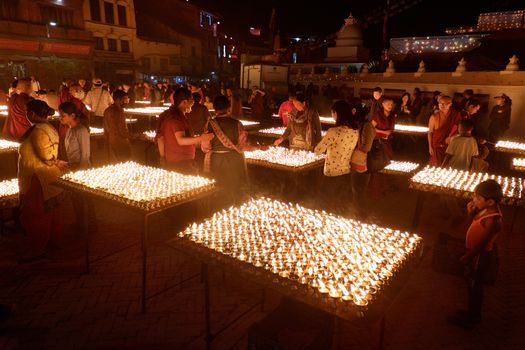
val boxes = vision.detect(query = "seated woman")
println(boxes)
[18,100,68,263]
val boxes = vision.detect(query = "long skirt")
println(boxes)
[20,175,63,257]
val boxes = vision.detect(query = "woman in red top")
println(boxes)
[156,88,213,174]
[372,98,396,158]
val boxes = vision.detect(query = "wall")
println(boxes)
[133,38,182,76]
[290,70,525,138]
[83,0,136,52]
[0,0,93,89]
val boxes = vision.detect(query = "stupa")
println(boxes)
[325,13,369,63]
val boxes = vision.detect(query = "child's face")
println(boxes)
[472,193,494,210]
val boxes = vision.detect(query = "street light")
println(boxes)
[46,21,57,38]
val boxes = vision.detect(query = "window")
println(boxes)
[40,4,74,27]
[0,0,19,20]
[120,39,130,53]
[104,2,114,24]
[107,38,117,51]
[117,5,127,26]
[160,58,168,72]
[89,0,100,21]
[94,37,104,50]
[199,11,212,28]
[142,57,151,70]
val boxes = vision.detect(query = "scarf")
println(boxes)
[203,118,243,173]
[290,109,314,149]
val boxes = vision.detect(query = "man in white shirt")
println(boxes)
[83,78,113,121]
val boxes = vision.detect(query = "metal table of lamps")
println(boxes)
[56,162,217,312]
[511,158,525,172]
[494,140,525,156]
[409,166,525,234]
[166,198,423,350]
[244,147,325,200]
[379,161,421,176]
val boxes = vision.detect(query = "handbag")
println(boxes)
[366,139,390,173]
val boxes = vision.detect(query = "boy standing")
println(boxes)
[448,180,503,328]
[442,118,478,170]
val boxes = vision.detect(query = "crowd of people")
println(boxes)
[0,76,513,329]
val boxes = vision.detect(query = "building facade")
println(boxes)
[83,0,193,84]
[0,0,93,90]
[83,0,136,83]
[134,0,221,82]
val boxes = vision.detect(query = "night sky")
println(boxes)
[191,0,524,40]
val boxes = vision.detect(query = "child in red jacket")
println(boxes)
[448,179,503,328]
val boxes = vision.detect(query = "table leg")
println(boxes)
[333,316,341,350]
[411,192,425,231]
[141,215,149,313]
[509,206,520,235]
[260,288,265,312]
[378,315,386,350]
[83,197,90,274]
[203,263,212,350]
[106,140,111,163]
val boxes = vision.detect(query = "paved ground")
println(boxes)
[1,137,525,349]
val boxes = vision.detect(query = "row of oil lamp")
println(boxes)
[513,158,525,171]
[245,146,325,168]
[124,107,168,116]
[410,165,524,201]
[179,197,422,307]
[270,113,335,125]
[319,116,336,125]
[90,127,104,136]
[382,161,420,174]
[258,127,287,137]
[238,119,260,127]
[394,124,429,134]
[60,162,215,210]
[495,140,525,154]
[0,178,19,204]
[0,139,20,153]
[143,130,156,140]
[258,127,327,138]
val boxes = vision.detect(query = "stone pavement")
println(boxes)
[1,145,525,349]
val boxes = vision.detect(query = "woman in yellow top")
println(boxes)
[18,100,68,263]
[314,100,359,212]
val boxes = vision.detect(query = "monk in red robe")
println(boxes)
[2,78,33,141]
[428,95,462,166]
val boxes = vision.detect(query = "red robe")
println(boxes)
[429,110,461,166]
[2,93,33,141]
